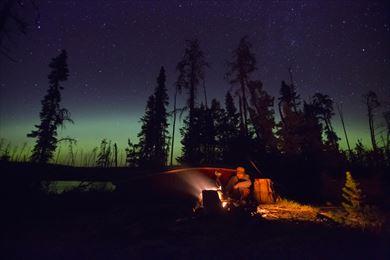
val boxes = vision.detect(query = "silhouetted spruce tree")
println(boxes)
[278,80,301,121]
[276,80,304,154]
[312,93,339,151]
[227,36,257,136]
[126,138,140,168]
[138,95,155,165]
[138,67,170,168]
[217,92,241,163]
[176,39,208,164]
[179,107,203,164]
[201,99,223,163]
[176,39,208,115]
[353,139,366,167]
[28,50,72,163]
[225,92,241,132]
[302,102,324,155]
[153,66,170,166]
[247,80,277,153]
[96,139,111,168]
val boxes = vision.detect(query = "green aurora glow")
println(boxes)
[0,104,378,166]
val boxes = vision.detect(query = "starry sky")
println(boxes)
[0,0,389,162]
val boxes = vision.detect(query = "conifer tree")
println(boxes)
[302,102,324,155]
[276,80,304,154]
[28,50,72,163]
[330,171,384,229]
[341,171,365,224]
[176,39,208,116]
[353,139,366,166]
[227,36,257,136]
[278,80,301,122]
[176,40,208,164]
[247,80,277,152]
[218,92,241,163]
[312,93,339,150]
[96,139,111,168]
[137,67,170,168]
[201,99,223,163]
[153,66,170,165]
[126,138,140,168]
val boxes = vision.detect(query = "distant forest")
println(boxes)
[0,37,388,176]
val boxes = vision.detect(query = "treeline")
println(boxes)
[2,37,389,178]
[123,37,390,175]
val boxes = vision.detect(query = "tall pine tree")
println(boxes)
[301,101,324,156]
[138,67,169,168]
[96,139,112,168]
[276,80,304,154]
[153,66,170,166]
[227,36,257,136]
[218,92,241,163]
[312,93,339,150]
[247,80,277,153]
[28,50,72,163]
[201,99,222,163]
[176,39,208,164]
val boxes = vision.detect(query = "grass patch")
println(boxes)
[257,199,320,222]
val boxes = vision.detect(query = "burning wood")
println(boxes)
[167,167,278,214]
[201,190,223,214]
[194,185,228,213]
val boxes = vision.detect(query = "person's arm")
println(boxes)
[234,174,252,189]
[224,176,238,193]
[235,180,251,189]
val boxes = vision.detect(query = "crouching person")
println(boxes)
[225,167,252,206]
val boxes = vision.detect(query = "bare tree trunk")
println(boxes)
[337,103,352,157]
[114,143,118,167]
[240,77,248,136]
[238,95,245,134]
[170,86,178,166]
[202,79,208,109]
[278,100,286,125]
[366,101,377,151]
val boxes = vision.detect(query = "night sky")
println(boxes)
[0,0,389,161]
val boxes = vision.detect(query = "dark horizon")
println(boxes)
[0,0,389,164]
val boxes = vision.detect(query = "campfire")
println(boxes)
[166,167,278,215]
[197,185,228,211]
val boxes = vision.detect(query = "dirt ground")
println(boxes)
[1,190,389,260]
[1,162,389,259]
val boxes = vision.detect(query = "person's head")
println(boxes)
[236,166,245,178]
